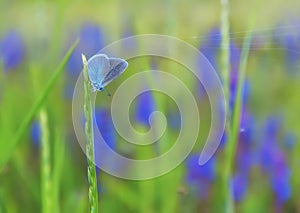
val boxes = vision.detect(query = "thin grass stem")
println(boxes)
[40,109,52,213]
[82,54,99,213]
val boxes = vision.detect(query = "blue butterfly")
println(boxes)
[87,54,128,92]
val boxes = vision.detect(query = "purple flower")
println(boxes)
[31,120,41,148]
[260,116,282,170]
[186,154,216,198]
[135,91,156,127]
[66,23,104,77]
[273,21,300,75]
[93,108,123,174]
[0,31,24,72]
[232,172,248,202]
[167,110,181,131]
[197,27,221,97]
[186,154,216,183]
[121,25,137,53]
[94,108,116,150]
[199,27,221,69]
[259,116,292,203]
[270,149,291,202]
[230,42,241,74]
[264,116,282,140]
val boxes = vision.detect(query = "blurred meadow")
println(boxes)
[1,0,300,212]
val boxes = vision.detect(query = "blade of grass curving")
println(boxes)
[223,18,254,212]
[220,0,231,121]
[219,0,232,210]
[225,29,253,179]
[0,39,79,169]
[82,54,99,213]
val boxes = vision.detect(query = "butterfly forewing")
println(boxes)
[100,58,128,87]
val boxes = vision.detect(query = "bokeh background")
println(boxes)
[1,0,300,212]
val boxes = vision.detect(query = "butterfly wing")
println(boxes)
[87,54,110,85]
[100,57,128,87]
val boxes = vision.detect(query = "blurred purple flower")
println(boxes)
[270,149,291,203]
[232,172,248,202]
[197,27,221,97]
[186,154,216,183]
[66,23,104,77]
[135,91,156,127]
[273,22,300,75]
[199,27,221,69]
[230,42,241,74]
[264,116,282,140]
[259,116,292,203]
[0,31,24,72]
[167,110,181,131]
[31,120,41,148]
[122,25,137,53]
[260,116,281,171]
[94,108,116,150]
[186,154,216,198]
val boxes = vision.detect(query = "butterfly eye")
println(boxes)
[99,87,104,91]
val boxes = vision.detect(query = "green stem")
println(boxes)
[220,0,231,121]
[40,109,52,213]
[220,0,232,210]
[222,9,254,212]
[82,54,99,213]
[52,128,65,213]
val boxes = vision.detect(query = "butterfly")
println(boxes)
[87,54,128,92]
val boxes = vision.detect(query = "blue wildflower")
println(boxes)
[121,24,137,53]
[199,27,221,69]
[230,42,241,74]
[94,108,116,150]
[270,149,291,203]
[167,110,181,131]
[186,154,215,183]
[0,31,24,72]
[259,116,292,203]
[232,172,248,202]
[31,120,41,148]
[273,21,300,75]
[135,91,156,127]
[197,27,221,97]
[186,154,216,198]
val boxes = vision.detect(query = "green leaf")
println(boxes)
[0,39,79,169]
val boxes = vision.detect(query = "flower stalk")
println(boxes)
[82,54,99,213]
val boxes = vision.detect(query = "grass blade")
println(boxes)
[82,54,99,213]
[223,17,254,213]
[40,109,52,213]
[0,39,79,169]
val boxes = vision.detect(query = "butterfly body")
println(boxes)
[87,54,128,92]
